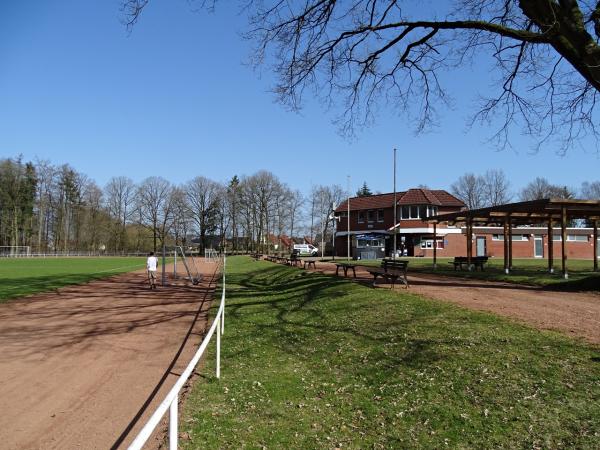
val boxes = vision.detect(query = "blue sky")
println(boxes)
[0,0,598,198]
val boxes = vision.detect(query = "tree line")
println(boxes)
[0,156,346,254]
[451,169,600,210]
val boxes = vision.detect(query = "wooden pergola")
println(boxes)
[427,199,600,278]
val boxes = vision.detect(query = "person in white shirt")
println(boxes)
[146,252,159,289]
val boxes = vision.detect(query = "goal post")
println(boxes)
[162,246,202,285]
[0,246,31,257]
[204,248,219,263]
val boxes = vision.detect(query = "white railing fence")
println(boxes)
[128,255,226,450]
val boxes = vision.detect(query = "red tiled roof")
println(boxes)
[335,189,465,212]
[429,190,465,207]
[335,193,399,212]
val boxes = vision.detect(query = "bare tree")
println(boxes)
[171,187,192,247]
[105,176,135,252]
[581,181,600,199]
[125,1,600,152]
[482,169,512,206]
[185,176,222,251]
[311,184,347,254]
[451,173,486,209]
[520,176,575,200]
[136,176,174,252]
[288,189,304,240]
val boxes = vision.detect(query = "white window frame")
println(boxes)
[492,234,529,241]
[377,209,385,223]
[567,235,588,242]
[358,211,365,223]
[420,239,444,249]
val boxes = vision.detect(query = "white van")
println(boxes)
[293,244,319,256]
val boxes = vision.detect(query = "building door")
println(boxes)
[534,236,543,258]
[476,237,486,257]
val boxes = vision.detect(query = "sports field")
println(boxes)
[182,256,600,449]
[0,257,146,301]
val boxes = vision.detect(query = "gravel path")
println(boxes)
[0,260,219,449]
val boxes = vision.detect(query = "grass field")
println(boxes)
[0,257,147,301]
[182,256,599,449]
[332,257,600,290]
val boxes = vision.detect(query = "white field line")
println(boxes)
[0,264,144,292]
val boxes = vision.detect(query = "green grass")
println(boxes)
[335,257,600,290]
[0,257,147,301]
[182,256,600,449]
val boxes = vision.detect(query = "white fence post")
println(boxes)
[216,317,221,379]
[127,255,226,450]
[169,398,178,450]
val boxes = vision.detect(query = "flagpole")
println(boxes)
[393,148,397,261]
[347,175,351,261]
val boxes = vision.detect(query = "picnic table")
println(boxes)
[335,263,357,278]
[303,259,317,269]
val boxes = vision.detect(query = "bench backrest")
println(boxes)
[453,256,488,263]
[382,259,409,270]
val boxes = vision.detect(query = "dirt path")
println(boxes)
[313,262,600,346]
[0,260,220,450]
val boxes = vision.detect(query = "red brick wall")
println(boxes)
[414,231,599,259]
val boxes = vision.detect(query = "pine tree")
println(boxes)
[356,182,373,197]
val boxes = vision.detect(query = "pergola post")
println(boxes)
[508,217,513,270]
[593,220,598,272]
[433,222,437,270]
[561,206,568,279]
[547,219,554,274]
[503,217,509,274]
[466,219,473,271]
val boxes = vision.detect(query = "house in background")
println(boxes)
[335,188,600,260]
[334,188,465,259]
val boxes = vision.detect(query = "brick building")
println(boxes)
[334,188,465,258]
[335,189,600,260]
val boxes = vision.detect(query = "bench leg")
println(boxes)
[336,266,341,276]
[372,274,379,286]
[351,267,356,278]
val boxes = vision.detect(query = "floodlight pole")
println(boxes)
[393,148,397,261]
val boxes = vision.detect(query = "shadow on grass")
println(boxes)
[222,263,481,374]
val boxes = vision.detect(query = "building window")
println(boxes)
[357,239,382,247]
[567,235,588,242]
[492,234,529,241]
[358,211,365,223]
[399,205,437,220]
[367,210,375,223]
[421,205,438,218]
[377,209,384,222]
[551,234,562,241]
[420,239,444,249]
[339,211,348,218]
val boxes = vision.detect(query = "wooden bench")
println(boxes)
[366,259,409,288]
[251,253,263,261]
[335,263,357,278]
[303,259,317,269]
[450,256,488,271]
